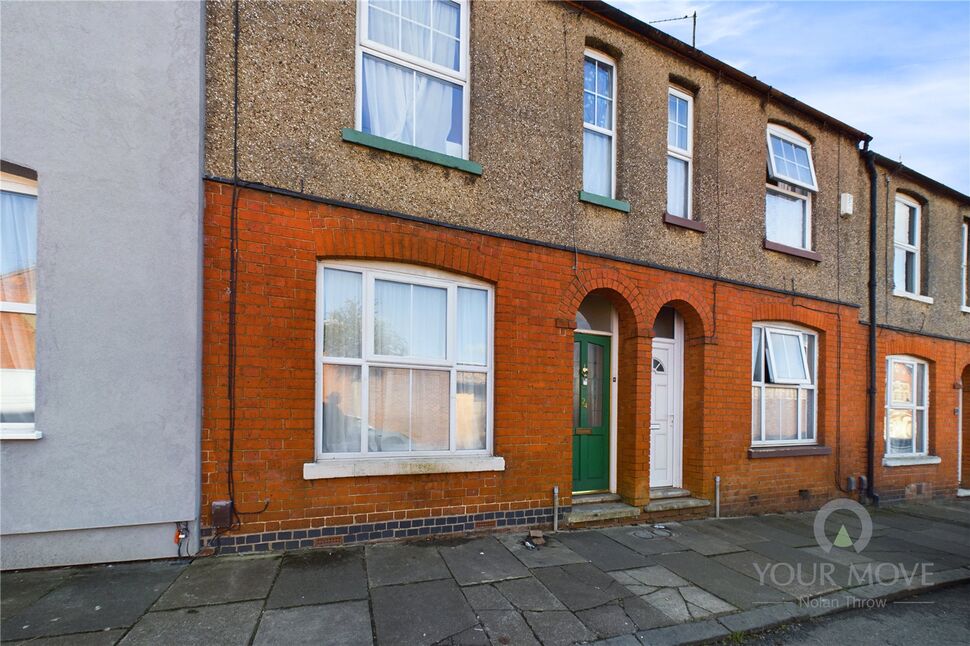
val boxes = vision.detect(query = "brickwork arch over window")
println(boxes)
[316,260,493,461]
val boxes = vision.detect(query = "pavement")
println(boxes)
[2,499,969,645]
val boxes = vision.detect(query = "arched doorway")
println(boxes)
[573,293,617,493]
[650,306,684,489]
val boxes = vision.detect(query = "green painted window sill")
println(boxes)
[578,191,631,213]
[341,129,482,175]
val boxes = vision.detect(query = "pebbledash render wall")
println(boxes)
[201,182,969,549]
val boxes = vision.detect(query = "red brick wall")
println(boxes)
[202,181,970,537]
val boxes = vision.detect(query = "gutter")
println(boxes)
[864,144,880,506]
[871,152,970,205]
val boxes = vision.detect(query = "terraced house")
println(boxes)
[196,0,970,553]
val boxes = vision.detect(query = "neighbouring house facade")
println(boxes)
[198,0,970,552]
[0,1,204,568]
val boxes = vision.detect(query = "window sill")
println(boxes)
[748,445,831,459]
[763,239,821,262]
[961,306,970,314]
[303,455,506,480]
[578,191,631,213]
[882,455,941,467]
[893,291,934,305]
[0,430,43,441]
[663,212,707,232]
[341,128,483,176]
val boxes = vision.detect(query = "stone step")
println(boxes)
[572,492,621,505]
[644,497,711,514]
[649,487,691,500]
[566,501,641,525]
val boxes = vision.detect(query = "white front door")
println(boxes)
[651,337,683,488]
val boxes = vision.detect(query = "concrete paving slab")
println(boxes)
[800,545,873,567]
[532,563,631,612]
[896,530,970,561]
[371,578,477,646]
[493,577,565,611]
[8,629,126,646]
[1,561,187,641]
[717,601,801,634]
[266,548,366,609]
[715,551,831,600]
[635,618,730,645]
[665,525,745,556]
[462,584,513,611]
[653,551,792,609]
[862,536,967,572]
[438,538,529,586]
[686,519,770,546]
[437,623,489,645]
[617,594,676,630]
[743,540,854,589]
[596,525,687,557]
[252,600,373,646]
[1,568,74,621]
[497,533,588,568]
[477,610,540,646]
[576,602,637,638]
[365,543,451,588]
[522,610,596,646]
[153,555,277,610]
[745,517,817,547]
[612,565,688,588]
[556,531,652,571]
[118,600,262,645]
[894,502,970,527]
[589,635,640,646]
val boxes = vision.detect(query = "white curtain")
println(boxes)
[322,365,362,452]
[375,279,411,356]
[411,284,446,359]
[765,190,806,248]
[583,130,611,196]
[666,156,688,217]
[414,74,460,156]
[363,55,414,145]
[456,372,486,450]
[457,287,486,364]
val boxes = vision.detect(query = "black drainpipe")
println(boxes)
[863,142,880,506]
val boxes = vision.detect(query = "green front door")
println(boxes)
[573,333,611,493]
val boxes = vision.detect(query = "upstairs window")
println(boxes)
[752,323,817,445]
[885,356,928,456]
[893,194,922,296]
[1,170,38,435]
[666,87,693,219]
[582,50,616,198]
[317,262,492,458]
[357,0,468,158]
[765,125,816,251]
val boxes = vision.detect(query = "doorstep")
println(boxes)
[565,496,640,525]
[644,496,711,513]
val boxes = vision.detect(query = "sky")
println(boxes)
[607,0,970,193]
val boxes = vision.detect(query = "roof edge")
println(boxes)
[872,152,970,205]
[570,1,871,143]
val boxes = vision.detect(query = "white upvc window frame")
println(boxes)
[666,86,693,219]
[893,194,923,297]
[354,0,471,159]
[766,124,818,192]
[0,172,40,440]
[884,355,929,457]
[962,220,970,312]
[315,260,494,461]
[582,48,617,199]
[751,322,818,446]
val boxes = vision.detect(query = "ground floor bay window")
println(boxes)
[751,323,817,445]
[308,261,499,478]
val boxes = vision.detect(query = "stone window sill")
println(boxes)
[0,429,42,441]
[748,445,831,459]
[341,128,483,176]
[303,456,505,480]
[882,455,941,467]
[893,291,934,305]
[763,239,821,262]
[663,212,707,232]
[578,191,631,213]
